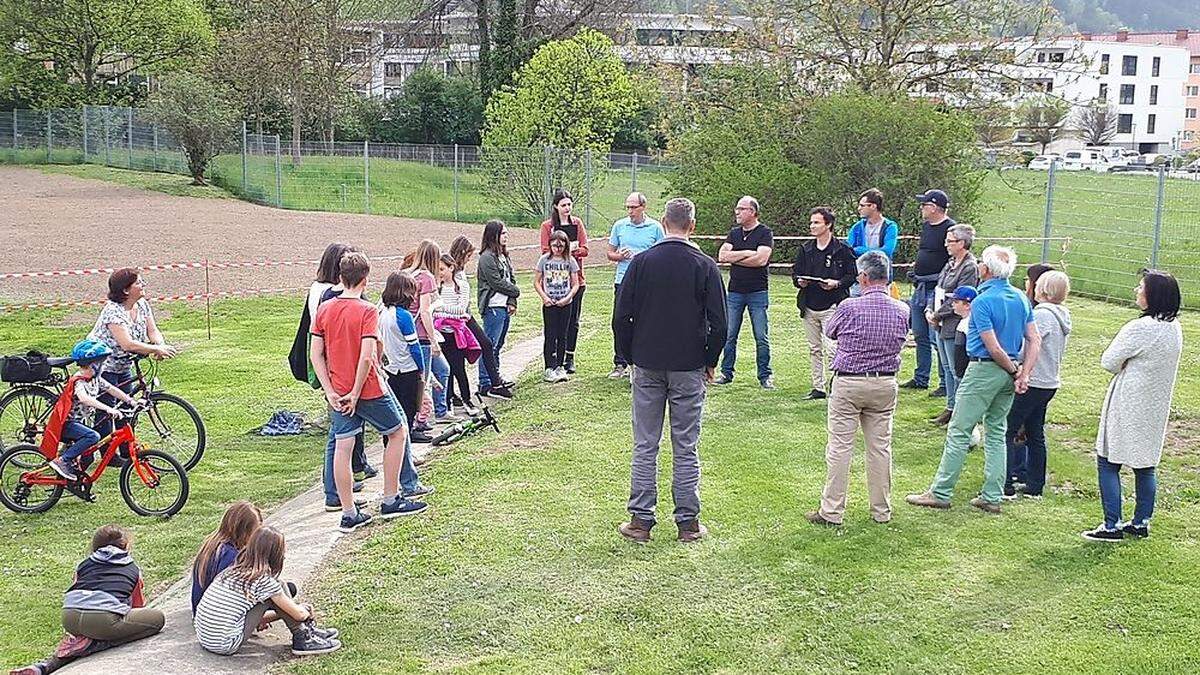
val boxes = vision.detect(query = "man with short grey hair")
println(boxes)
[908,245,1042,515]
[607,191,664,378]
[614,197,727,543]
[716,195,774,388]
[806,251,909,526]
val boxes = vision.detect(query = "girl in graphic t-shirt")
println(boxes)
[535,230,580,383]
[539,189,589,374]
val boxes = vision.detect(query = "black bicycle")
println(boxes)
[430,405,501,447]
[0,355,205,470]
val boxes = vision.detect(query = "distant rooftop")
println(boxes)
[1079,29,1200,56]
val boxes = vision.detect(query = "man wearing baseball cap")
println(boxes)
[901,189,956,395]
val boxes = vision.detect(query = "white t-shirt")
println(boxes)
[194,569,284,655]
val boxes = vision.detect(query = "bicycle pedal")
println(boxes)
[64,482,97,503]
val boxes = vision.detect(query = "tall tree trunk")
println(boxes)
[477,0,492,96]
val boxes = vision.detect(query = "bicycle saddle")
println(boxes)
[47,356,75,368]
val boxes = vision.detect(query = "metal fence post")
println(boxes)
[274,135,283,207]
[1040,161,1057,264]
[46,109,52,162]
[241,121,247,192]
[543,145,552,216]
[453,143,460,221]
[363,140,371,214]
[1151,166,1166,268]
[585,149,593,230]
[152,124,158,172]
[81,106,88,159]
[103,109,111,166]
[127,107,133,168]
[632,151,638,192]
[11,109,17,150]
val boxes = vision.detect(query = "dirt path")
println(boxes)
[0,165,543,305]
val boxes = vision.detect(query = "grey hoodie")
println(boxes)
[1028,302,1072,389]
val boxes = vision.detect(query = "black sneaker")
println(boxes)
[324,497,367,512]
[928,387,946,397]
[1001,485,1019,501]
[361,464,378,479]
[1121,522,1150,538]
[302,620,339,640]
[351,480,365,493]
[403,484,435,499]
[291,626,342,656]
[802,389,827,400]
[411,429,434,444]
[564,355,576,374]
[337,509,374,533]
[1080,524,1124,542]
[380,497,428,519]
[900,379,928,390]
[483,385,513,401]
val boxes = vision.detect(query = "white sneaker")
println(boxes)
[969,425,982,448]
[554,367,569,382]
[544,368,558,382]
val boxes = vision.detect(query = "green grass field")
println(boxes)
[1,270,1197,672]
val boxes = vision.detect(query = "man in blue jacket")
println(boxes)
[845,188,898,296]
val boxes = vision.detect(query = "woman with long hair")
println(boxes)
[477,220,521,399]
[194,527,340,656]
[447,235,508,405]
[404,240,453,423]
[539,189,589,374]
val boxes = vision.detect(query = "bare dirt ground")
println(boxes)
[0,165,544,306]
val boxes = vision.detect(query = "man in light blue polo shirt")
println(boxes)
[907,246,1042,514]
[607,191,664,378]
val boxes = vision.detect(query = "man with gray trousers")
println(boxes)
[613,197,727,544]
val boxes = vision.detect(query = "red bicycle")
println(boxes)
[0,404,189,517]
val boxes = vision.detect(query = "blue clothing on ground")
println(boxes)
[609,217,664,284]
[967,278,1035,359]
[191,541,238,614]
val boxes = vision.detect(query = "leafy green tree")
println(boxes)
[482,28,638,218]
[1017,96,1070,153]
[0,0,214,104]
[147,72,239,185]
[385,69,484,145]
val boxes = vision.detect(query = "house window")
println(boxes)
[1185,131,1196,140]
[1147,114,1156,134]
[1099,84,1108,102]
[1051,52,1064,63]
[1120,84,1135,104]
[1118,114,1133,133]
[1100,54,1110,74]
[1122,55,1138,76]
[1187,108,1198,119]
[1193,63,1200,74]
[1150,85,1158,105]
[384,86,402,99]
[1188,85,1199,96]
[1152,56,1161,77]
[1037,52,1045,63]
[385,62,403,77]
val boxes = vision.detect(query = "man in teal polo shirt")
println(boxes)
[607,192,664,378]
[906,246,1042,514]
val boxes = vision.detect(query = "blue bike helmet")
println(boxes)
[71,339,113,365]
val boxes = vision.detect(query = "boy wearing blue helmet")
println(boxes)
[48,339,140,480]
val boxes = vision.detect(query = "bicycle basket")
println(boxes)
[1,351,53,383]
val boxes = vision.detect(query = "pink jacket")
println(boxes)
[434,317,482,363]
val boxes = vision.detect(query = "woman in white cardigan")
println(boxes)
[1082,270,1183,542]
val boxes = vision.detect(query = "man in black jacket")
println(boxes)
[613,197,727,544]
[792,207,858,400]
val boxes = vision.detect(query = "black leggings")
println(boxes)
[466,316,501,386]
[440,331,472,405]
[543,304,571,369]
[566,286,585,358]
[388,370,422,427]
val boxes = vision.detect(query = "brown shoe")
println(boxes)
[618,518,653,543]
[805,510,840,527]
[676,519,708,543]
[905,491,952,509]
[970,497,1002,514]
[929,408,952,426]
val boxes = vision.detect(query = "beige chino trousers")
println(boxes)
[802,307,837,393]
[818,374,898,524]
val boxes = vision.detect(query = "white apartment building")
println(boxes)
[1009,38,1190,154]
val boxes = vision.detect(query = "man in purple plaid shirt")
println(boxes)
[807,251,909,526]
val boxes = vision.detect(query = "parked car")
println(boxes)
[1061,150,1110,172]
[1111,154,1164,173]
[1027,154,1060,170]
[1086,146,1130,168]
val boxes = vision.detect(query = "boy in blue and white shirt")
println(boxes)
[606,192,664,378]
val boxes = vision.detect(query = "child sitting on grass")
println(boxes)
[190,500,263,614]
[9,525,165,675]
[46,339,140,480]
[194,526,340,657]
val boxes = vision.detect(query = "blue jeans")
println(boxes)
[478,307,510,392]
[909,284,940,387]
[322,393,405,503]
[1005,387,1056,494]
[1097,456,1157,529]
[720,290,771,382]
[420,343,451,417]
[935,335,960,408]
[60,421,100,464]
[95,370,134,441]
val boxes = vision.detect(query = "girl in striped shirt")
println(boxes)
[435,254,481,415]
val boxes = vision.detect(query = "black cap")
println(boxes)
[915,189,949,210]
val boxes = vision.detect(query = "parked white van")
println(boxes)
[1086,146,1130,168]
[1061,149,1109,172]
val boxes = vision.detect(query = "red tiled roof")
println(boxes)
[1082,30,1200,56]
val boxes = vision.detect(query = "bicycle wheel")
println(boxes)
[120,449,189,518]
[136,392,206,470]
[0,443,63,514]
[431,427,466,447]
[0,387,56,454]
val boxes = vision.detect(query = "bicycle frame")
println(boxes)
[21,425,154,488]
